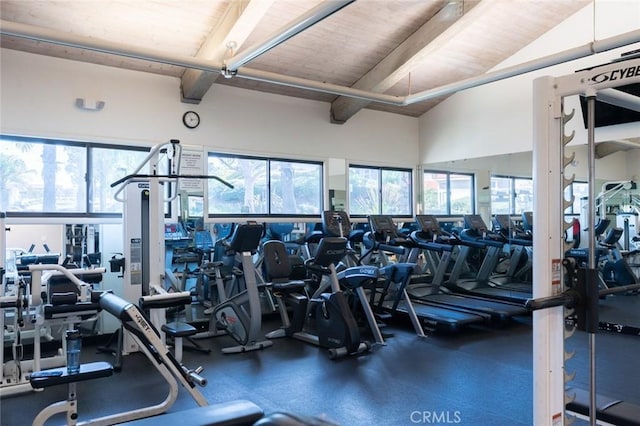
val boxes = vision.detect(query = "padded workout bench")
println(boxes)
[29,361,114,426]
[566,387,640,426]
[121,400,264,426]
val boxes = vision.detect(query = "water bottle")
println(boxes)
[66,329,82,374]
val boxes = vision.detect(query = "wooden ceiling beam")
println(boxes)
[181,0,273,104]
[596,138,640,158]
[329,0,480,124]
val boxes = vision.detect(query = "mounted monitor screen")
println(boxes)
[577,50,640,128]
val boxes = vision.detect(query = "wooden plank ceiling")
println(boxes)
[0,0,592,123]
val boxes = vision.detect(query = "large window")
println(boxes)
[90,147,150,213]
[490,175,533,214]
[0,136,149,216]
[423,171,474,215]
[349,166,412,217]
[208,153,323,216]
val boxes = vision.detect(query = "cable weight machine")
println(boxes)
[109,139,233,356]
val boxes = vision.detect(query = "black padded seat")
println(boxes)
[566,387,640,426]
[162,321,197,338]
[271,280,307,293]
[254,412,338,425]
[30,362,113,389]
[121,400,264,426]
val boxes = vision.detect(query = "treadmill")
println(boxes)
[489,214,533,289]
[406,215,528,322]
[442,214,531,304]
[365,215,511,331]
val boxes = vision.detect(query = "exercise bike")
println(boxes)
[211,222,273,354]
[264,236,372,359]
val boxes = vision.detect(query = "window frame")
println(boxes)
[422,169,475,216]
[207,151,324,218]
[348,164,414,219]
[490,174,534,215]
[1,135,150,218]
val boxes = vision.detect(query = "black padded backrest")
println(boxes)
[594,218,611,236]
[48,276,80,296]
[266,222,294,240]
[262,240,292,280]
[228,222,264,252]
[312,237,348,267]
[603,227,623,245]
[322,210,351,237]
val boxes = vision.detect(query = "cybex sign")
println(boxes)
[589,65,640,84]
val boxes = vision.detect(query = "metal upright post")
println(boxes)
[586,94,597,426]
[0,212,6,385]
[532,76,566,426]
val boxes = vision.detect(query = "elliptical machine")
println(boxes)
[212,222,273,354]
[264,236,371,359]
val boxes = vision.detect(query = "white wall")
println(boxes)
[424,146,636,182]
[419,0,640,168]
[0,49,419,169]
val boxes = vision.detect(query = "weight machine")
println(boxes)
[109,139,233,355]
[1,251,105,397]
[530,53,640,425]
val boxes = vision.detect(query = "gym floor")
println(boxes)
[2,293,639,426]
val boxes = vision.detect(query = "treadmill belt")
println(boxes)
[489,280,532,293]
[383,299,488,333]
[462,286,531,304]
[411,293,528,322]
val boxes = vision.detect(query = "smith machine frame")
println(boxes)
[531,55,640,425]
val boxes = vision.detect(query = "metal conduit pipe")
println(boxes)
[224,0,355,72]
[404,29,640,105]
[236,67,404,105]
[0,19,225,74]
[0,18,401,105]
[597,88,640,112]
[1,19,639,108]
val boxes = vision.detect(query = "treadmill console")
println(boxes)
[493,214,512,232]
[464,215,488,233]
[368,215,399,238]
[415,215,440,234]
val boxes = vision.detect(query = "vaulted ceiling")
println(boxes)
[0,0,596,123]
